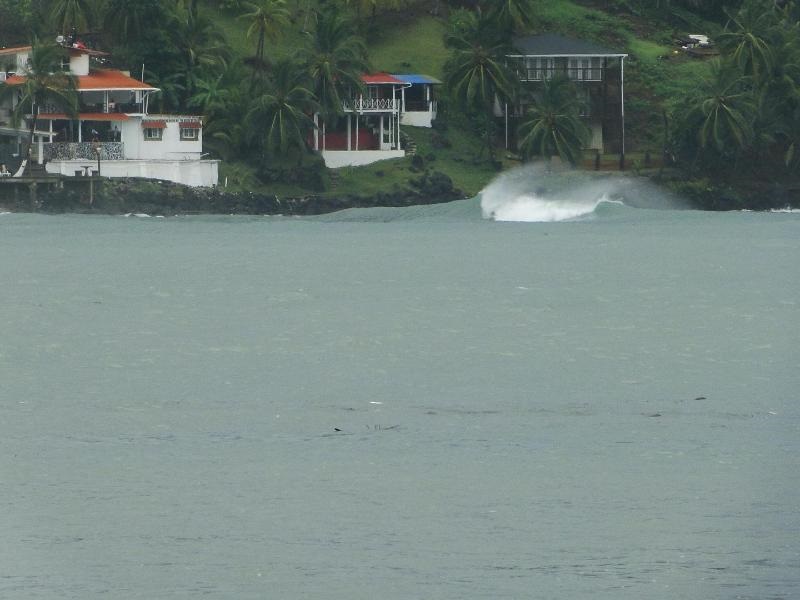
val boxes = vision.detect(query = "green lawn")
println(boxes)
[369,16,448,77]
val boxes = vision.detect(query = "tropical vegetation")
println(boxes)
[0,0,797,206]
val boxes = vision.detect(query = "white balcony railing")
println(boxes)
[44,142,125,161]
[343,98,398,112]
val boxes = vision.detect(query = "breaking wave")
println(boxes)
[480,163,684,222]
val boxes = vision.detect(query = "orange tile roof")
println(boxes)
[76,70,158,91]
[3,69,158,91]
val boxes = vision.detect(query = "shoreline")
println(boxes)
[1,171,797,216]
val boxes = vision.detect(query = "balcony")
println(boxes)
[518,67,604,82]
[342,97,398,113]
[44,142,124,161]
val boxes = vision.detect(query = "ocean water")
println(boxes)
[1,176,799,599]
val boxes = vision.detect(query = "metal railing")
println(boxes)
[44,142,125,161]
[518,67,604,82]
[343,98,398,112]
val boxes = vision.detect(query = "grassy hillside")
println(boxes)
[202,0,718,197]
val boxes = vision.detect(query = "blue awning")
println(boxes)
[391,74,442,85]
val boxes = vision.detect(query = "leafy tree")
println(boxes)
[516,75,589,165]
[0,41,77,173]
[245,57,318,160]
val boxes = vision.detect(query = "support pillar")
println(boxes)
[620,56,626,159]
[347,114,351,151]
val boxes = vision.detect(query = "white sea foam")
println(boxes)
[480,163,681,222]
[487,192,613,222]
[770,207,800,213]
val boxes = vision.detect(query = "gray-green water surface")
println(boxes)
[1,198,798,599]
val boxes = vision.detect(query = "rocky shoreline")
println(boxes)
[1,170,797,216]
[0,171,465,216]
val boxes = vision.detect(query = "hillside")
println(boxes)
[204,0,717,197]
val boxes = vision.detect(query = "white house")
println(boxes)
[0,42,217,186]
[393,74,440,128]
[314,72,440,169]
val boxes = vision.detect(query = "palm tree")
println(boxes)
[105,0,173,43]
[718,2,778,83]
[245,57,318,160]
[300,8,368,145]
[482,0,539,32]
[0,41,77,174]
[171,6,230,104]
[516,75,589,165]
[189,74,232,117]
[444,10,515,160]
[687,61,756,155]
[239,0,290,65]
[50,0,94,33]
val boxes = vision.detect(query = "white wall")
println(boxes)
[69,53,89,76]
[321,149,405,168]
[118,117,202,160]
[46,159,219,187]
[400,111,435,128]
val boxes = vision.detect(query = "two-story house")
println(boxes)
[504,33,628,155]
[0,41,217,186]
[312,72,440,168]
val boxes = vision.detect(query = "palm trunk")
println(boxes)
[485,107,495,163]
[22,101,39,175]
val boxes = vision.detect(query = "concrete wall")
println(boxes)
[69,53,89,76]
[400,111,435,128]
[118,117,203,160]
[321,149,405,168]
[46,159,219,187]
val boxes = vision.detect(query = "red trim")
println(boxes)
[142,120,166,129]
[179,121,202,128]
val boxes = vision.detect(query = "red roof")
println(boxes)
[75,70,158,91]
[361,73,403,85]
[3,69,158,91]
[38,112,130,121]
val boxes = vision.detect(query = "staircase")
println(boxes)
[328,169,340,190]
[400,130,417,157]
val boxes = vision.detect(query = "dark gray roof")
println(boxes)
[511,33,626,57]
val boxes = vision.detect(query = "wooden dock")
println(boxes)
[0,172,100,208]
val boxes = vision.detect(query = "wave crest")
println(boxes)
[480,163,681,222]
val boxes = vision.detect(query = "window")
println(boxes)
[180,127,199,141]
[143,128,163,141]
[524,58,555,81]
[568,58,603,81]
